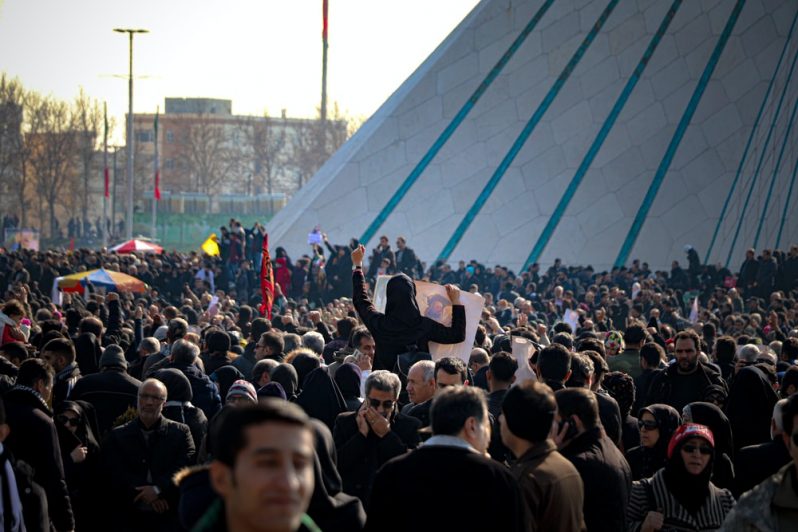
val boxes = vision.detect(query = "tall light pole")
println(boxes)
[114,27,148,241]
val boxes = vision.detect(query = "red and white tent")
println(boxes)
[110,239,163,254]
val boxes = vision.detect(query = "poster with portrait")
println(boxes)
[373,276,483,363]
[4,228,40,251]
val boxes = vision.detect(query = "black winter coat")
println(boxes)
[560,427,632,532]
[3,386,74,531]
[69,368,141,437]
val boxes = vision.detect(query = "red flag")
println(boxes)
[104,167,110,198]
[154,170,161,200]
[259,234,275,319]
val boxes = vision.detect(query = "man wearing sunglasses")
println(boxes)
[333,370,420,505]
[722,393,798,530]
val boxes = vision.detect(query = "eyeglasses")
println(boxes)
[56,415,79,426]
[638,419,658,430]
[368,398,395,410]
[138,393,166,403]
[681,444,713,455]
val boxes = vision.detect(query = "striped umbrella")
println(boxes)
[111,239,163,254]
[56,268,147,294]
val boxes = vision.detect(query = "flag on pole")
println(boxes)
[689,296,699,323]
[103,102,109,198]
[259,234,275,319]
[153,109,161,200]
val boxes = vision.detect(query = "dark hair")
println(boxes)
[537,344,572,383]
[213,400,311,467]
[640,342,665,367]
[336,317,357,340]
[167,318,189,341]
[1,300,25,317]
[582,350,608,381]
[555,388,599,430]
[553,322,573,335]
[207,331,231,353]
[577,337,606,358]
[469,349,489,368]
[714,336,737,363]
[488,352,517,383]
[781,367,798,395]
[603,372,636,417]
[501,381,556,442]
[430,386,486,436]
[17,358,54,388]
[674,329,700,351]
[350,327,373,349]
[252,359,278,383]
[551,332,574,351]
[435,357,468,384]
[249,318,272,342]
[42,338,76,365]
[0,341,29,364]
[79,316,103,337]
[260,331,284,355]
[624,324,646,345]
[782,338,798,361]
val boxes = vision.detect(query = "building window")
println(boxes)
[166,130,174,143]
[165,159,175,169]
[135,130,152,143]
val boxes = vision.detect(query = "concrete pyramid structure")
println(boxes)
[267,0,798,272]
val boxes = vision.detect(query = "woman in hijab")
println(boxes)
[725,364,778,451]
[152,368,207,454]
[626,424,735,531]
[291,351,322,392]
[350,245,466,371]
[271,363,299,401]
[295,367,347,430]
[334,363,363,412]
[682,402,735,489]
[55,400,101,531]
[625,404,681,480]
[74,332,102,375]
[209,365,245,404]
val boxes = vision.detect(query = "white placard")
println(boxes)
[511,336,538,385]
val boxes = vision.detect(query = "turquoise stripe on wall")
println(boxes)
[724,25,798,267]
[438,0,620,262]
[753,91,798,248]
[359,0,556,245]
[704,8,798,263]
[523,0,683,271]
[614,0,747,268]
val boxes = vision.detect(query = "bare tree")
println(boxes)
[289,103,351,191]
[73,88,102,226]
[175,114,239,194]
[0,75,26,223]
[27,96,78,238]
[239,113,287,198]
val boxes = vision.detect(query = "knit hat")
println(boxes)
[99,345,128,370]
[226,379,257,403]
[667,423,714,459]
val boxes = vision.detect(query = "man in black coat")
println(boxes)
[366,235,396,280]
[733,398,793,497]
[555,388,631,532]
[333,370,419,505]
[738,248,759,294]
[394,236,419,278]
[41,337,81,411]
[102,378,195,532]
[3,359,74,532]
[754,248,778,299]
[69,344,142,437]
[365,386,529,532]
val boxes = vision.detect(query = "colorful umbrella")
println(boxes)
[56,268,148,294]
[111,239,163,254]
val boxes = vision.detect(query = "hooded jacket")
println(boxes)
[152,368,208,455]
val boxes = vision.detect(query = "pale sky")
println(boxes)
[0,0,480,140]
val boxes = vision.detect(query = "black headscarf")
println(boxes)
[74,332,102,375]
[384,274,424,330]
[271,363,299,400]
[56,400,100,453]
[295,367,347,430]
[636,404,681,477]
[663,434,715,515]
[683,401,735,489]
[334,363,361,400]
[292,353,321,391]
[211,365,245,402]
[725,365,778,450]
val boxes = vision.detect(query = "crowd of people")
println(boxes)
[0,231,797,531]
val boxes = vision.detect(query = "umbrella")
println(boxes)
[56,268,148,294]
[111,239,163,254]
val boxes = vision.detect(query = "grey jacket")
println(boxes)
[720,463,798,532]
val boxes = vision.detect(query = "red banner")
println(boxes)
[104,167,110,198]
[259,234,275,319]
[154,170,161,200]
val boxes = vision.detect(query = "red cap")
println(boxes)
[667,423,715,459]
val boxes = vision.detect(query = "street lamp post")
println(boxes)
[114,27,148,241]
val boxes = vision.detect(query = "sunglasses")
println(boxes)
[56,415,79,427]
[638,419,658,430]
[368,398,395,410]
[681,444,713,455]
